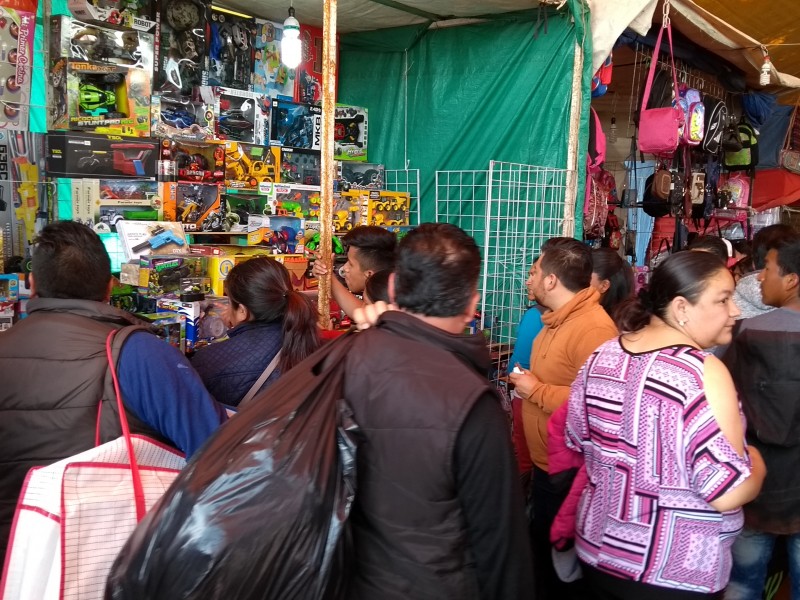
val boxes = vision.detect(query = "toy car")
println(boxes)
[218,110,253,138]
[161,106,196,129]
[79,83,119,117]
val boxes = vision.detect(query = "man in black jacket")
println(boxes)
[343,223,534,599]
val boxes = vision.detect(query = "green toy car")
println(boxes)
[79,84,118,117]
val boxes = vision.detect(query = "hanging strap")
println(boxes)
[640,6,680,116]
[239,350,282,408]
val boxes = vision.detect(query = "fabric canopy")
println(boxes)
[753,169,800,211]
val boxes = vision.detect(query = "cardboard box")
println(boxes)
[204,7,255,89]
[0,7,35,131]
[366,190,410,227]
[215,87,270,145]
[117,220,189,261]
[161,182,223,232]
[334,105,367,162]
[224,141,279,193]
[46,131,158,179]
[151,91,216,142]
[138,254,207,297]
[271,99,321,150]
[271,183,320,219]
[135,311,186,353]
[280,147,320,186]
[86,179,162,232]
[153,0,207,96]
[337,161,384,190]
[251,18,295,100]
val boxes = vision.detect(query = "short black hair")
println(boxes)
[32,221,111,302]
[342,226,397,273]
[776,238,800,281]
[364,269,392,304]
[540,237,592,293]
[687,236,730,263]
[752,224,799,269]
[394,223,480,317]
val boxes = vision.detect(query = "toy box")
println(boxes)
[282,254,310,291]
[157,297,202,351]
[0,274,19,303]
[246,214,303,251]
[48,15,154,137]
[135,311,186,353]
[215,87,270,144]
[84,178,162,232]
[333,190,368,233]
[280,147,321,186]
[46,131,158,179]
[68,0,157,32]
[195,295,230,346]
[292,23,335,106]
[334,105,367,161]
[151,92,216,141]
[0,7,35,131]
[154,0,208,97]
[251,18,295,100]
[161,181,223,232]
[160,138,225,183]
[205,6,255,90]
[271,183,321,219]
[367,190,410,227]
[207,253,264,296]
[139,254,207,296]
[224,192,271,232]
[337,161,384,190]
[117,220,189,260]
[224,141,279,193]
[0,301,15,331]
[271,99,321,150]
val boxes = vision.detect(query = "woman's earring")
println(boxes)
[678,319,687,327]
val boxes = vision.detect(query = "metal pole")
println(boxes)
[318,0,337,328]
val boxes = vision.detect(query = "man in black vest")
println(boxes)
[0,221,227,564]
[343,223,534,599]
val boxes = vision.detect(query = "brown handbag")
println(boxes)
[652,168,672,200]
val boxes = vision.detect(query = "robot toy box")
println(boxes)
[151,92,216,141]
[367,190,410,227]
[85,178,162,232]
[271,183,321,219]
[271,99,321,150]
[251,18,294,100]
[46,131,158,179]
[48,15,154,137]
[154,0,208,97]
[224,141,279,194]
[68,0,157,32]
[334,105,367,162]
[337,161,384,190]
[161,181,223,232]
[205,6,255,90]
[117,220,189,260]
[280,147,320,186]
[160,138,225,184]
[0,7,35,131]
[215,86,270,144]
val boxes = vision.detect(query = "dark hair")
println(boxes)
[752,224,799,269]
[592,248,634,319]
[225,257,320,373]
[616,251,729,333]
[540,237,592,293]
[394,223,480,317]
[342,226,397,273]
[364,269,392,304]
[686,235,730,263]
[776,239,800,284]
[32,220,111,302]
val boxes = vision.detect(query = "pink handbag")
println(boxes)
[638,20,683,158]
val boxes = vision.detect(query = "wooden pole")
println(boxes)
[317,0,337,328]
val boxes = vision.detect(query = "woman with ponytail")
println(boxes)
[191,257,320,408]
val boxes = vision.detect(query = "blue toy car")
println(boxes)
[161,106,196,129]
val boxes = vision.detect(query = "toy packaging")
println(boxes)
[251,18,295,100]
[0,274,19,303]
[135,310,186,353]
[292,23,333,106]
[247,214,303,251]
[48,15,154,137]
[117,220,189,260]
[271,183,321,219]
[333,190,368,233]
[139,254,207,296]
[160,138,225,183]
[224,141,279,193]
[367,190,410,227]
[280,147,320,186]
[154,0,208,97]
[207,254,260,295]
[0,7,35,131]
[151,91,216,141]
[161,181,223,231]
[84,178,162,232]
[0,301,15,331]
[68,0,157,32]
[224,193,271,232]
[271,99,321,150]
[337,161,384,190]
[46,131,158,179]
[205,6,255,90]
[215,87,270,144]
[334,105,367,161]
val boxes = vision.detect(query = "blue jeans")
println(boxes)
[725,528,800,600]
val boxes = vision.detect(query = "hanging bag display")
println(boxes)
[0,328,186,600]
[637,3,684,157]
[780,104,800,175]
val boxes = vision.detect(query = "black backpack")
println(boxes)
[702,98,728,154]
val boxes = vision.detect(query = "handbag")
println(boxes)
[0,329,186,600]
[780,105,800,175]
[637,16,683,157]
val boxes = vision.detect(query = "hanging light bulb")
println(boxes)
[760,53,772,87]
[608,116,618,144]
[281,6,301,69]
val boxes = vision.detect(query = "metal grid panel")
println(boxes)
[385,168,421,226]
[435,170,489,248]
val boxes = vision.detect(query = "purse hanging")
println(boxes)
[637,1,684,158]
[780,102,800,175]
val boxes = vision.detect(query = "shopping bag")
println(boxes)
[0,329,186,600]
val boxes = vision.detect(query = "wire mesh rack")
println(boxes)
[385,168,421,226]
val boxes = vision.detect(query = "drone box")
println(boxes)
[214,87,270,145]
[0,7,35,131]
[224,141,279,193]
[204,6,255,90]
[154,0,208,96]
[251,18,295,100]
[161,181,223,232]
[279,147,321,186]
[151,92,216,142]
[270,99,321,150]
[46,131,158,179]
[337,161,384,190]
[334,105,367,162]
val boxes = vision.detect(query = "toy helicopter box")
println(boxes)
[270,99,321,150]
[204,6,255,90]
[0,7,35,131]
[161,181,223,232]
[214,87,270,145]
[48,15,153,137]
[84,178,162,232]
[223,140,279,193]
[46,131,158,179]
[279,147,321,186]
[116,220,189,261]
[334,105,367,162]
[251,18,294,100]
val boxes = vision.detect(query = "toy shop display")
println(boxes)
[366,190,409,227]
[272,183,321,219]
[251,18,294,100]
[68,0,157,32]
[224,193,271,232]
[139,253,207,297]
[155,0,208,97]
[224,141,279,193]
[0,7,35,131]
[160,138,225,183]
[246,213,303,251]
[117,220,189,260]
[215,87,270,144]
[271,99,321,150]
[205,6,255,90]
[337,161,383,190]
[333,190,368,232]
[48,16,154,137]
[151,92,216,141]
[84,178,162,232]
[293,23,328,106]
[46,131,158,179]
[334,105,367,162]
[280,147,320,185]
[162,181,223,231]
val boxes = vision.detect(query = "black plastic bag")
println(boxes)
[106,333,359,600]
